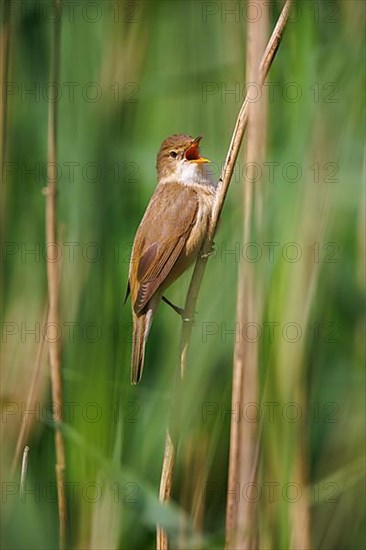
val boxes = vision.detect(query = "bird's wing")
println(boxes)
[130,183,198,315]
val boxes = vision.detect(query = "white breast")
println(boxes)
[160,161,217,189]
[178,161,215,187]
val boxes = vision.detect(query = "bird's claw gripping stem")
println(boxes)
[200,241,215,260]
[162,296,196,324]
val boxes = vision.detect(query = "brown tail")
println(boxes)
[131,309,153,384]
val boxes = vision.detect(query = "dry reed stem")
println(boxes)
[287,131,333,548]
[226,2,269,547]
[181,0,292,374]
[45,1,67,548]
[157,431,175,549]
[11,305,48,476]
[19,445,30,500]
[157,2,292,548]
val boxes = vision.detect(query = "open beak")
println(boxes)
[184,136,210,164]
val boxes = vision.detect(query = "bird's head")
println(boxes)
[156,134,210,185]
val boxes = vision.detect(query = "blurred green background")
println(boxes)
[1,1,365,548]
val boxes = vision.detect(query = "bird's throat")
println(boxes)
[160,162,215,188]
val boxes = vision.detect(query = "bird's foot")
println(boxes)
[162,295,184,317]
[201,241,215,261]
[162,296,196,324]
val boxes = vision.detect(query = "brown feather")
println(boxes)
[127,133,216,383]
[129,183,200,315]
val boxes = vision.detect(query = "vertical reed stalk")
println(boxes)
[157,431,175,549]
[11,305,48,475]
[45,1,67,548]
[226,2,268,547]
[19,445,30,500]
[157,2,292,548]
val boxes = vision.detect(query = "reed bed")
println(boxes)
[1,1,364,549]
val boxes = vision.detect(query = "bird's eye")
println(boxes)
[169,151,178,159]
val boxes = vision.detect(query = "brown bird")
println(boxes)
[125,134,216,384]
